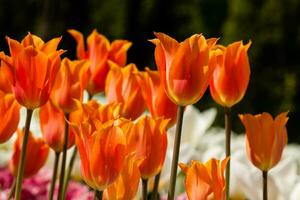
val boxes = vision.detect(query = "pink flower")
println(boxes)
[0,167,93,199]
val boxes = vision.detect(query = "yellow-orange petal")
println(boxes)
[68,29,87,59]
[0,93,20,143]
[104,153,142,200]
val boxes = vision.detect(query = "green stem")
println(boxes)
[62,147,77,197]
[48,152,60,200]
[94,190,103,200]
[224,107,231,199]
[142,178,148,200]
[88,93,93,101]
[167,105,185,200]
[263,170,268,200]
[151,172,161,200]
[14,108,34,200]
[7,179,16,200]
[57,113,70,200]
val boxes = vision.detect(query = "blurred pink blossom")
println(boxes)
[0,167,93,200]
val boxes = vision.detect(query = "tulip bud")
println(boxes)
[239,112,288,171]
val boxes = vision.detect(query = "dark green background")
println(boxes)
[0,0,300,141]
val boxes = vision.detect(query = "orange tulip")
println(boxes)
[68,29,131,95]
[103,153,142,200]
[179,158,229,200]
[138,68,177,127]
[134,116,169,179]
[73,100,121,123]
[0,91,20,143]
[150,32,217,106]
[105,62,146,120]
[0,33,64,109]
[9,129,49,178]
[239,112,288,171]
[39,100,75,152]
[210,41,251,107]
[51,58,89,113]
[72,119,126,190]
[72,100,101,122]
[0,61,13,93]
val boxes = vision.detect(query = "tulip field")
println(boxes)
[0,30,295,200]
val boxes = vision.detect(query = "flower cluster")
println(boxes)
[0,29,289,200]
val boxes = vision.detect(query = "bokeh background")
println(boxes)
[0,0,300,141]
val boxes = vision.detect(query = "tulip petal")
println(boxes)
[68,29,87,59]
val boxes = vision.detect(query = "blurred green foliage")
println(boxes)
[0,0,300,141]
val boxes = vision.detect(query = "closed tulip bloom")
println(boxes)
[210,41,251,107]
[0,91,20,143]
[179,158,229,200]
[105,62,146,120]
[68,29,131,95]
[0,34,64,109]
[9,129,49,178]
[239,112,288,171]
[150,32,216,106]
[135,116,169,179]
[104,153,142,200]
[72,120,126,190]
[40,100,75,152]
[51,58,89,113]
[138,68,177,127]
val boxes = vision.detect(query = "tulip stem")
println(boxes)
[88,93,93,101]
[14,108,34,200]
[49,152,60,200]
[7,179,16,200]
[224,107,231,199]
[168,105,185,200]
[263,170,268,200]
[142,178,148,200]
[62,147,78,197]
[94,190,103,200]
[57,113,70,200]
[151,172,161,200]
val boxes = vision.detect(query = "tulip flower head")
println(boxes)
[9,129,49,178]
[105,62,146,120]
[150,32,217,106]
[103,153,142,200]
[179,158,229,200]
[138,68,177,127]
[68,29,131,95]
[134,116,169,179]
[72,119,127,191]
[73,100,121,124]
[40,100,75,152]
[51,58,89,113]
[210,41,251,107]
[239,112,288,171]
[0,33,64,109]
[0,91,20,143]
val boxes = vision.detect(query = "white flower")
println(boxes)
[0,136,14,167]
[159,106,217,194]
